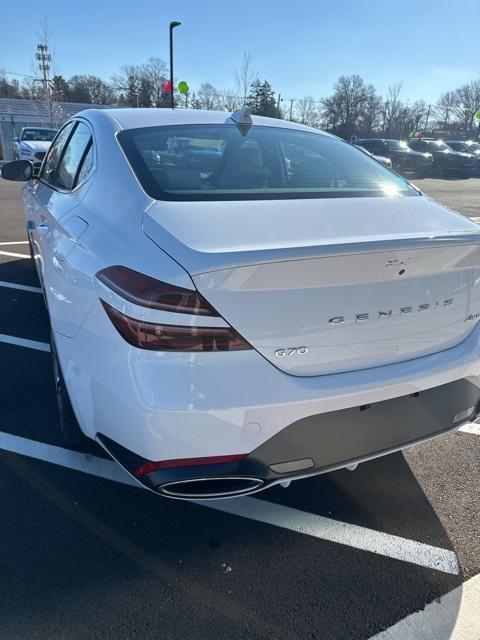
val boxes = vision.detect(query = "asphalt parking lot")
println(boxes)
[0,177,480,640]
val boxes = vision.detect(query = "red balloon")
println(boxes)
[163,80,172,94]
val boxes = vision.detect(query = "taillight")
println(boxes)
[101,301,251,351]
[97,266,219,316]
[97,266,252,351]
[134,454,246,477]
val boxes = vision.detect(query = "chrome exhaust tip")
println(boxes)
[159,477,264,499]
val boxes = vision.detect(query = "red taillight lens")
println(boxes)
[97,266,219,316]
[134,454,246,477]
[101,301,251,351]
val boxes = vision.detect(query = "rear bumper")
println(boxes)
[97,377,480,499]
[58,301,480,494]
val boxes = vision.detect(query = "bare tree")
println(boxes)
[450,80,480,135]
[295,96,320,127]
[143,57,169,107]
[191,83,220,110]
[112,65,142,106]
[384,82,403,135]
[320,75,369,136]
[358,85,382,135]
[220,88,241,112]
[437,90,456,131]
[234,51,257,105]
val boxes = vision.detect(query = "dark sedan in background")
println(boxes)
[408,139,476,177]
[357,138,433,177]
[447,140,480,176]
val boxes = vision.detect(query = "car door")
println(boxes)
[23,121,76,282]
[30,120,94,336]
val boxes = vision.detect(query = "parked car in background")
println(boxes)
[357,138,433,177]
[408,139,475,177]
[12,127,57,175]
[355,145,392,168]
[446,140,480,176]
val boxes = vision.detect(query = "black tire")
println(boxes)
[50,331,86,444]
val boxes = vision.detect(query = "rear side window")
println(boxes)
[41,122,76,185]
[118,125,415,202]
[76,144,94,185]
[55,123,92,191]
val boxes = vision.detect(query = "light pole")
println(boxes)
[169,21,181,109]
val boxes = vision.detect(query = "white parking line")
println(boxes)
[459,422,480,436]
[0,250,29,259]
[369,573,480,639]
[0,334,50,352]
[0,280,42,294]
[0,241,29,246]
[0,429,459,574]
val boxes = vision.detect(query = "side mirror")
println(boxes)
[13,137,19,143]
[1,160,33,181]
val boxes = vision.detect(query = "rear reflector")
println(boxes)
[134,454,246,477]
[101,301,252,351]
[97,265,219,316]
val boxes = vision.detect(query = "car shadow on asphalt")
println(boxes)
[0,448,464,640]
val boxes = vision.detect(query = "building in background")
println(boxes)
[0,98,109,160]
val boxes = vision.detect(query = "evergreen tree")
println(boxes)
[246,80,281,118]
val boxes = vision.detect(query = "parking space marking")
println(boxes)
[0,429,459,574]
[205,497,460,574]
[0,280,42,294]
[0,333,50,352]
[369,573,480,639]
[0,241,29,246]
[459,422,480,436]
[0,250,29,259]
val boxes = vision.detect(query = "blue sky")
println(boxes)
[1,0,478,104]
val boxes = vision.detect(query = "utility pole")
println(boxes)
[277,93,282,111]
[424,104,432,133]
[36,43,53,126]
[289,98,295,121]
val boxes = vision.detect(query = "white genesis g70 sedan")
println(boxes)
[3,107,480,499]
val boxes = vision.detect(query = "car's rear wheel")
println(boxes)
[50,331,86,444]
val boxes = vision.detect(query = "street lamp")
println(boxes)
[169,21,181,109]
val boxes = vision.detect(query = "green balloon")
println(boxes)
[178,81,189,95]
[475,111,480,122]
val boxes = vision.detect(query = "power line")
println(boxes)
[2,70,36,79]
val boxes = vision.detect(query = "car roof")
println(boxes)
[75,107,333,137]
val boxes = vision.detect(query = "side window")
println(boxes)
[41,122,76,185]
[54,123,92,191]
[75,143,94,186]
[361,141,379,153]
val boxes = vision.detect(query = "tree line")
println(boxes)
[1,51,479,139]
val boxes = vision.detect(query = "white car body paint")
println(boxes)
[12,106,480,497]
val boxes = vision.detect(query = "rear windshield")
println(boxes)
[118,124,416,201]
